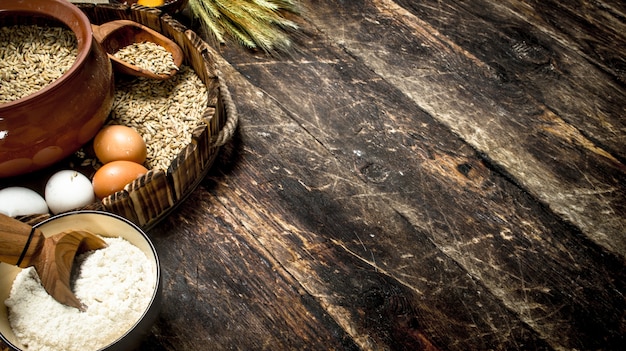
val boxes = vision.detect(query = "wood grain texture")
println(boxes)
[215,20,624,351]
[145,187,361,350]
[1,1,624,350]
[0,215,44,267]
[184,84,551,349]
[284,0,626,258]
[399,0,626,159]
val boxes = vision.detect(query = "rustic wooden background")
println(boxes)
[143,0,625,349]
[3,0,625,350]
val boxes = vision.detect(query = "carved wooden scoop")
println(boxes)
[91,20,184,80]
[0,214,107,311]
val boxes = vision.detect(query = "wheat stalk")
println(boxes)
[188,0,301,55]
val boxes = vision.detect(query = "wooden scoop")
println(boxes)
[91,20,184,80]
[0,214,107,311]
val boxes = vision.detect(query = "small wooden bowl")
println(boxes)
[92,19,185,79]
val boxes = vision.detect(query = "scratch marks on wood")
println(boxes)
[299,0,626,259]
[537,109,622,165]
[331,235,388,277]
[357,161,391,183]
[420,152,490,190]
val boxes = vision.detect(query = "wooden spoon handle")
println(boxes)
[90,20,134,43]
[0,213,45,267]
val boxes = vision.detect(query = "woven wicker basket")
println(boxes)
[14,3,238,230]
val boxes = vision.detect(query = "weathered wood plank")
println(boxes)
[283,0,626,258]
[195,61,556,350]
[543,0,626,84]
[597,0,626,15]
[484,0,626,85]
[399,0,626,160]
[215,3,625,351]
[145,186,360,350]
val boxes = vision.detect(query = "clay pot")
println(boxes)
[0,0,114,178]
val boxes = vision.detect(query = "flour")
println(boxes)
[4,236,156,351]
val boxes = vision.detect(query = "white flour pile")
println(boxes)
[4,236,156,351]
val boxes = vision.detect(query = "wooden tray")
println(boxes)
[6,3,238,231]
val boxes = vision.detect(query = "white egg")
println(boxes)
[45,170,96,214]
[0,187,49,217]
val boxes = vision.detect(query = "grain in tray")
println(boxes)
[109,65,208,171]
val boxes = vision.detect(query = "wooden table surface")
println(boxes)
[4,0,626,350]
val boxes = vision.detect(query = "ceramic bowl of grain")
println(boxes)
[0,211,161,351]
[0,0,115,178]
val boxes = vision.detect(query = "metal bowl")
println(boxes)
[0,211,162,351]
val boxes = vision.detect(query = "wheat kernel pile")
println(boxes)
[0,25,77,104]
[113,41,178,75]
[108,65,208,170]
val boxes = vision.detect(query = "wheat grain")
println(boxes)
[113,41,178,75]
[0,25,77,104]
[108,65,208,170]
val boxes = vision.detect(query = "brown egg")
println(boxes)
[92,160,148,199]
[93,125,147,164]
